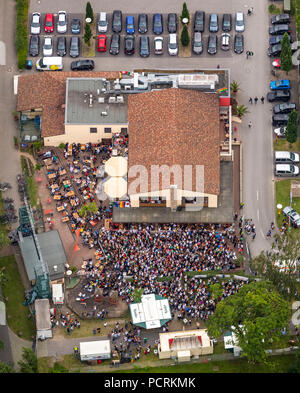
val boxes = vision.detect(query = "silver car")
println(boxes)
[154,36,163,55]
[43,36,53,56]
[57,11,67,34]
[31,12,41,34]
[192,32,203,54]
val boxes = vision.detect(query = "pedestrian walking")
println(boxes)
[249,97,253,104]
[254,96,258,104]
[261,96,264,103]
[246,50,250,59]
[248,121,252,128]
[217,64,220,69]
[252,233,256,240]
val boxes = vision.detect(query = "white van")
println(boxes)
[275,151,300,164]
[98,12,108,33]
[36,57,63,71]
[275,164,300,177]
[168,34,178,55]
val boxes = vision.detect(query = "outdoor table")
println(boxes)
[59,169,66,176]
[56,205,65,212]
[70,199,76,206]
[63,180,71,186]
[51,183,59,189]
[73,212,79,219]
[67,190,75,197]
[62,216,69,223]
[53,195,61,200]
[48,173,56,179]
[44,158,52,166]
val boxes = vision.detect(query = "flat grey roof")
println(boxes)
[66,78,128,125]
[35,299,51,331]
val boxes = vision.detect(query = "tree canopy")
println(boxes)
[0,361,15,373]
[18,347,38,373]
[207,281,290,364]
[280,32,293,72]
[286,109,298,145]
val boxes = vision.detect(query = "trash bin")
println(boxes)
[25,60,33,70]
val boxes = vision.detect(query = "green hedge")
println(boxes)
[15,0,29,69]
[294,0,300,35]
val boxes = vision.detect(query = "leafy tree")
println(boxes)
[236,105,249,118]
[286,109,298,145]
[181,25,190,47]
[210,283,223,300]
[288,346,300,373]
[0,361,15,373]
[251,231,300,300]
[180,2,190,23]
[85,2,94,22]
[207,281,290,364]
[49,362,69,373]
[84,23,92,46]
[280,33,293,72]
[18,347,38,373]
[79,201,98,218]
[35,163,42,171]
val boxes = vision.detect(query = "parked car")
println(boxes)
[153,14,163,34]
[112,10,122,33]
[235,12,245,32]
[69,36,80,57]
[209,13,219,32]
[109,33,120,55]
[154,36,163,55]
[269,34,292,45]
[57,36,67,56]
[268,41,298,57]
[272,114,290,126]
[275,165,300,177]
[126,16,135,34]
[234,33,244,54]
[221,33,230,51]
[29,35,39,56]
[124,35,135,55]
[97,35,107,52]
[273,103,296,114]
[267,90,291,102]
[98,12,108,33]
[43,36,53,56]
[168,34,178,56]
[269,24,290,35]
[275,151,300,164]
[71,59,94,71]
[274,126,287,138]
[194,11,205,32]
[283,207,300,227]
[30,12,41,34]
[207,34,217,55]
[57,11,67,34]
[139,36,150,57]
[271,14,290,25]
[167,13,177,33]
[222,14,232,32]
[270,79,291,90]
[71,18,81,34]
[192,32,203,54]
[44,13,54,33]
[138,14,148,34]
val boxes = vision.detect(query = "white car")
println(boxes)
[274,127,286,138]
[168,34,178,56]
[30,12,41,34]
[154,36,163,55]
[57,11,67,34]
[235,12,245,32]
[43,36,53,56]
[98,12,108,33]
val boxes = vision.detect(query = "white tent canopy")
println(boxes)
[104,176,127,199]
[105,156,128,177]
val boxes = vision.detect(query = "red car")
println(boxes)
[44,13,54,33]
[97,34,107,52]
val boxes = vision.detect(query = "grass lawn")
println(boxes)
[0,255,35,340]
[274,138,300,152]
[275,179,300,231]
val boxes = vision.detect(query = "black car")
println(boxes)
[167,13,177,33]
[207,34,217,55]
[273,103,296,114]
[57,36,67,56]
[71,60,95,71]
[222,14,232,32]
[267,90,291,102]
[194,11,205,32]
[139,36,150,57]
[109,33,120,55]
[69,36,80,57]
[234,34,243,54]
[71,18,81,34]
[268,41,298,57]
[124,35,135,55]
[269,34,292,45]
[269,24,290,35]
[29,35,39,56]
[138,14,148,34]
[153,14,163,34]
[272,114,290,126]
[271,14,290,25]
[112,10,122,33]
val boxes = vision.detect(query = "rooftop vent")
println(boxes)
[53,265,58,272]
[116,95,124,103]
[109,96,116,103]
[101,111,108,116]
[98,97,105,103]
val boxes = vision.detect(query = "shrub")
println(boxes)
[180,2,190,23]
[286,110,298,144]
[181,25,190,46]
[85,2,94,22]
[280,33,293,72]
[15,0,28,69]
[84,23,92,46]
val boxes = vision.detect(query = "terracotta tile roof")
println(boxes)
[127,88,220,195]
[17,71,119,137]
